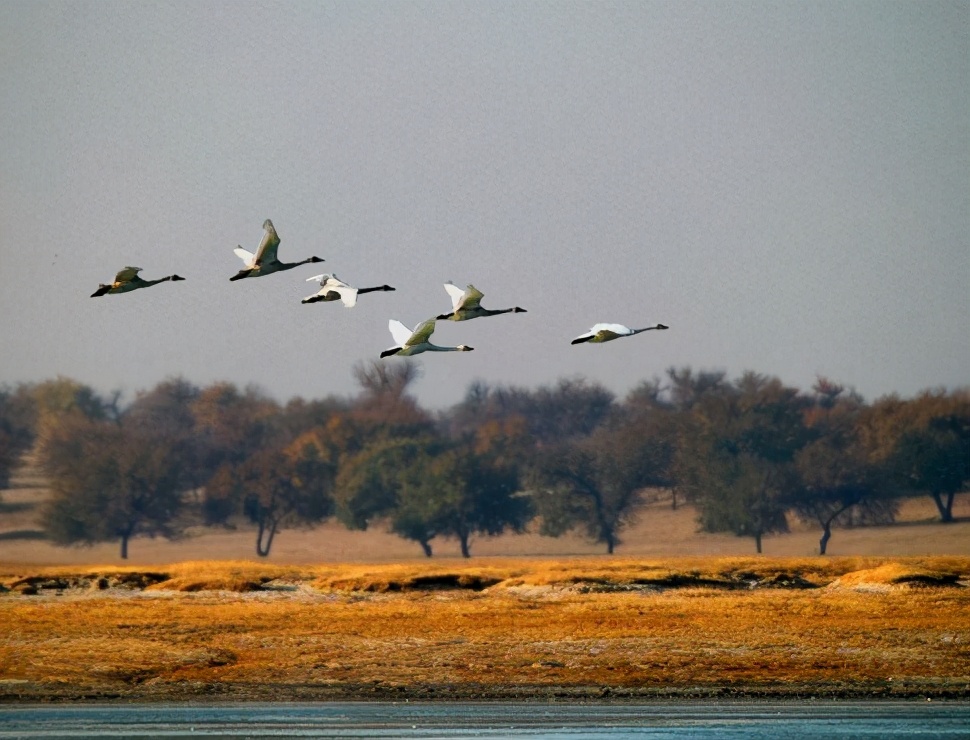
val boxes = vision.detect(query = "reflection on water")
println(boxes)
[0,701,968,738]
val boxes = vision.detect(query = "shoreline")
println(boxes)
[3,681,969,704]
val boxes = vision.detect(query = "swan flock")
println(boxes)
[91,219,669,358]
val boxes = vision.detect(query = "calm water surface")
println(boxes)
[0,701,967,738]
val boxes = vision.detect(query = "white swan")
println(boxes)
[90,267,185,297]
[571,322,669,344]
[230,219,323,281]
[381,319,474,358]
[436,282,527,321]
[302,273,396,307]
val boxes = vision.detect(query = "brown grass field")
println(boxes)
[1,556,969,702]
[2,465,969,702]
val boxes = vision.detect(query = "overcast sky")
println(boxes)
[1,2,967,409]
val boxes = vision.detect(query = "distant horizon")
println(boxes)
[5,362,967,411]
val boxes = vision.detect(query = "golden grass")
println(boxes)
[1,556,968,700]
[829,562,965,589]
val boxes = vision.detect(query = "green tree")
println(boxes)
[126,378,206,494]
[0,383,37,490]
[621,379,680,506]
[407,445,531,558]
[335,433,531,557]
[665,366,729,411]
[40,413,188,559]
[529,417,668,554]
[675,372,808,553]
[333,436,438,535]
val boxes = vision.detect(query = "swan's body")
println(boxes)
[230,219,323,281]
[571,322,669,344]
[381,319,474,358]
[302,273,395,307]
[436,282,527,321]
[90,266,185,297]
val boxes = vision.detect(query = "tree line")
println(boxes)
[0,366,966,558]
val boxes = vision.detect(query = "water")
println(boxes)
[0,701,967,738]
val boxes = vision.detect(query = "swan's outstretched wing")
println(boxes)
[234,247,255,267]
[588,323,633,335]
[323,276,358,307]
[457,284,485,312]
[572,323,632,344]
[305,274,358,305]
[114,266,142,283]
[322,275,350,289]
[407,318,437,347]
[595,329,624,342]
[253,220,281,265]
[388,319,414,347]
[443,282,466,311]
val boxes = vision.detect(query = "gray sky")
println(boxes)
[2,2,967,409]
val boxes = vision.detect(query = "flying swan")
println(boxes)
[436,282,527,321]
[90,267,185,297]
[230,219,323,281]
[381,318,474,358]
[302,273,395,307]
[571,322,669,344]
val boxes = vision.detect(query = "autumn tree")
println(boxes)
[448,378,614,446]
[351,361,433,436]
[792,383,896,554]
[279,395,350,439]
[191,382,282,525]
[304,361,435,471]
[861,389,970,523]
[890,390,970,523]
[30,377,121,434]
[225,439,333,557]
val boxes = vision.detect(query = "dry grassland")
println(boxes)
[1,556,969,702]
[3,466,969,701]
[2,488,969,565]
